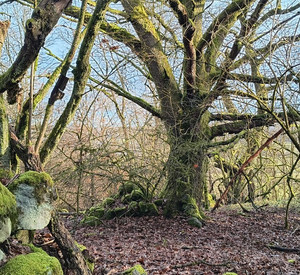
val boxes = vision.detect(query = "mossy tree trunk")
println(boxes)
[116,0,286,221]
[164,136,209,219]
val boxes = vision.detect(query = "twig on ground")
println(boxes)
[266,244,300,254]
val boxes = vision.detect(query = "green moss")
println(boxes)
[187,217,202,228]
[183,196,202,219]
[0,169,13,180]
[118,182,139,196]
[101,197,115,208]
[10,171,53,188]
[121,193,132,204]
[85,206,105,218]
[81,215,102,226]
[27,244,47,255]
[222,273,238,275]
[8,171,55,204]
[130,189,144,202]
[0,251,63,275]
[104,207,127,219]
[122,264,146,275]
[74,242,94,272]
[131,4,160,41]
[0,183,17,221]
[207,193,215,208]
[138,202,158,216]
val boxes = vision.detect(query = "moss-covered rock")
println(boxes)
[104,207,127,219]
[122,264,146,275]
[121,193,132,204]
[0,183,16,243]
[118,182,139,196]
[101,197,115,208]
[15,230,35,244]
[0,248,63,275]
[0,183,16,220]
[187,217,203,228]
[138,202,158,216]
[8,171,57,230]
[130,189,144,202]
[86,206,105,218]
[81,215,102,226]
[8,171,55,204]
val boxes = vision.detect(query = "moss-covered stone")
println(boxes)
[101,197,115,208]
[104,207,127,219]
[118,182,139,196]
[129,201,138,210]
[122,264,147,275]
[0,250,63,275]
[85,206,105,218]
[187,217,202,228]
[138,202,158,216]
[130,189,144,202]
[81,215,102,226]
[121,193,132,204]
[8,172,56,230]
[0,183,16,220]
[8,171,54,204]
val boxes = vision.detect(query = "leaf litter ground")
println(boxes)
[59,207,300,274]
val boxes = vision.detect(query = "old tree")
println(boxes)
[0,0,300,226]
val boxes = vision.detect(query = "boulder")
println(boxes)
[0,246,63,275]
[0,183,16,243]
[8,171,57,230]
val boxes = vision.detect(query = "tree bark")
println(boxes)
[0,96,10,169]
[0,20,10,56]
[0,0,72,104]
[0,21,11,170]
[48,212,92,275]
[163,110,211,221]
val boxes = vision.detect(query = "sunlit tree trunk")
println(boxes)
[0,21,11,170]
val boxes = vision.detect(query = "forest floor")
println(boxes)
[58,205,300,275]
[3,205,300,274]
